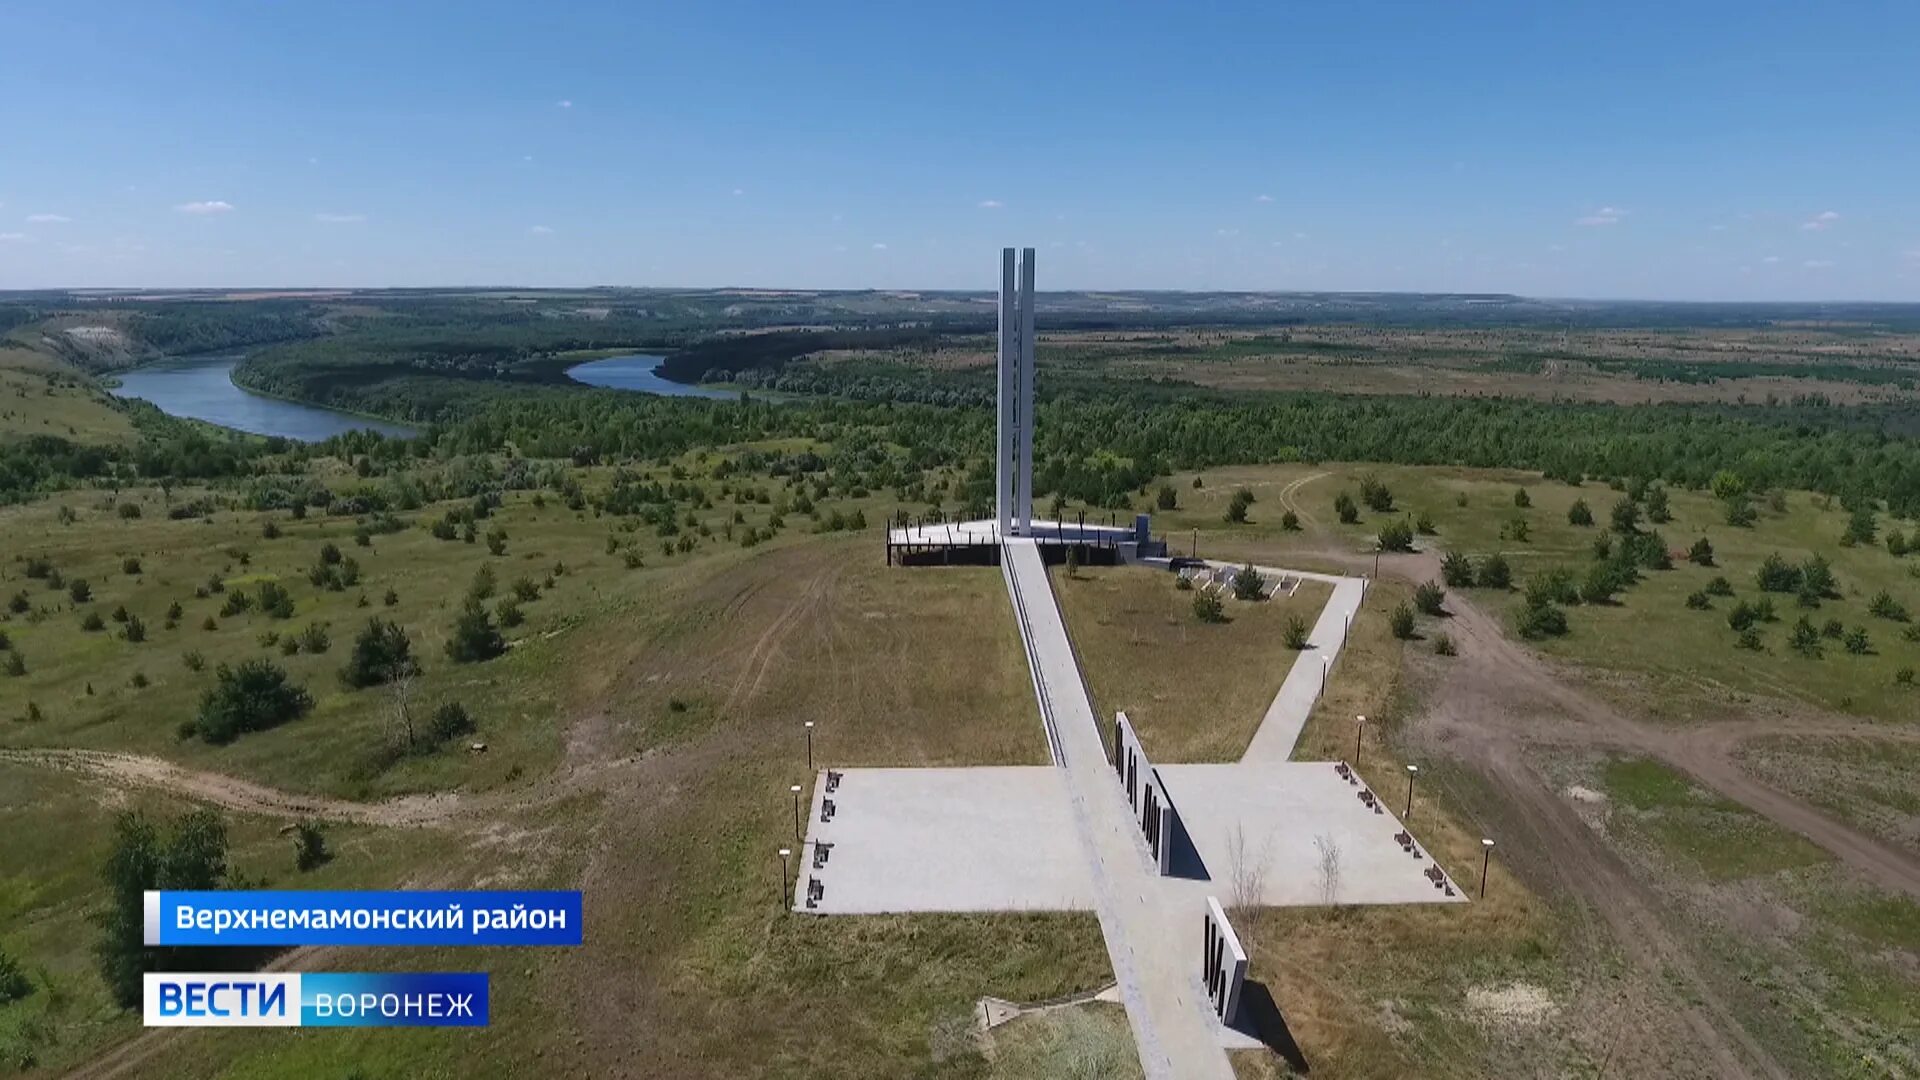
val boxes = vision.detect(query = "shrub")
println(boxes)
[1755,553,1801,593]
[112,603,131,623]
[1567,499,1593,526]
[1521,569,1572,608]
[497,597,525,627]
[297,623,331,654]
[184,660,314,744]
[1887,530,1910,557]
[340,619,418,688]
[486,528,508,556]
[1377,519,1414,553]
[1644,485,1671,524]
[1226,488,1255,524]
[69,578,92,603]
[262,519,282,539]
[512,577,540,602]
[117,502,141,520]
[1414,511,1436,535]
[1516,602,1568,640]
[1800,555,1837,600]
[293,821,330,871]
[0,945,31,1005]
[1843,627,1871,655]
[1389,603,1417,640]
[1512,488,1531,509]
[1685,591,1711,610]
[0,630,8,652]
[1231,564,1266,601]
[81,611,106,632]
[1413,580,1446,616]
[1440,551,1475,587]
[429,702,476,743]
[1505,517,1530,543]
[256,581,295,619]
[1789,617,1821,656]
[1896,667,1915,686]
[1433,633,1457,656]
[383,587,400,606]
[1842,506,1877,547]
[1333,492,1359,524]
[1478,554,1512,590]
[3,652,24,677]
[1174,574,1192,591]
[1687,538,1715,566]
[1156,485,1177,511]
[1281,614,1311,649]
[6,590,27,614]
[1868,591,1910,621]
[122,557,142,575]
[1752,596,1777,623]
[1279,510,1300,531]
[446,598,506,663]
[1359,475,1394,512]
[1706,576,1734,597]
[1580,562,1627,605]
[1192,591,1226,623]
[1736,627,1763,650]
[123,614,147,643]
[469,564,497,601]
[1610,498,1641,534]
[183,650,206,672]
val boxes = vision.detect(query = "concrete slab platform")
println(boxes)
[1156,763,1467,907]
[797,766,1094,914]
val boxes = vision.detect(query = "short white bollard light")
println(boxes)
[1405,764,1420,819]
[1480,838,1495,898]
[1354,715,1367,768]
[804,720,815,771]
[778,847,793,909]
[790,784,804,841]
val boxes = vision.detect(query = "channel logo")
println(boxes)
[143,972,488,1027]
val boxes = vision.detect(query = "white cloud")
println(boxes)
[731,188,745,196]
[1215,227,1239,237]
[175,201,234,215]
[314,212,365,223]
[1800,210,1840,231]
[556,99,573,109]
[1574,206,1625,226]
[0,232,28,242]
[1762,255,1781,264]
[1803,259,1834,269]
[977,199,1003,209]
[871,242,888,250]
[25,213,70,223]
[1254,194,1273,203]
[528,225,553,235]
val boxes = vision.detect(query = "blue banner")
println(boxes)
[144,972,488,1027]
[145,890,582,947]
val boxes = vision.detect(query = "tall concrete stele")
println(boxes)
[995,247,1037,538]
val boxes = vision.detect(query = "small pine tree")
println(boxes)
[1389,603,1417,640]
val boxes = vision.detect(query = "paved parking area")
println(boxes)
[1157,763,1467,906]
[797,766,1094,914]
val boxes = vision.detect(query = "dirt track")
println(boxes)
[1357,546,1920,1078]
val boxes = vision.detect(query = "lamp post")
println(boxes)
[1405,764,1419,819]
[1354,715,1366,768]
[778,847,792,909]
[1321,655,1330,696]
[790,784,803,842]
[1373,543,1381,579]
[804,721,815,771]
[1480,838,1495,899]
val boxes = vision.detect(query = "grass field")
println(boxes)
[1736,735,1920,852]
[0,351,135,444]
[1147,462,1920,725]
[1054,565,1331,761]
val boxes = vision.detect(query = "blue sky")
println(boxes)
[2,1,1916,299]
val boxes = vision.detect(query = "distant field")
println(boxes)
[816,324,1920,407]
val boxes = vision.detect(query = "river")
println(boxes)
[110,351,735,443]
[563,354,740,400]
[110,354,417,442]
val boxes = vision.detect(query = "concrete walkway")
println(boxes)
[1003,539,1235,1080]
[1210,561,1369,764]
